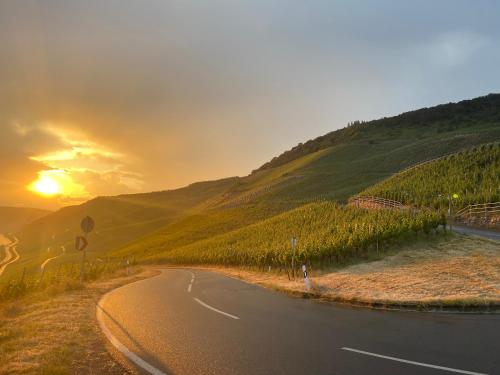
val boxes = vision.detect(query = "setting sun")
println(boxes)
[27,169,90,201]
[29,174,61,196]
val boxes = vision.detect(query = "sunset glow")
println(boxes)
[28,169,88,200]
[29,173,61,196]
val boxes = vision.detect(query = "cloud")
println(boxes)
[0,120,143,208]
[0,1,499,209]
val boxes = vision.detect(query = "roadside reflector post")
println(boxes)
[79,216,95,284]
[302,264,311,291]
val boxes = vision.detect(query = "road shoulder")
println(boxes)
[199,235,500,312]
[0,267,158,375]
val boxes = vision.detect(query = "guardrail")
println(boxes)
[349,195,405,209]
[455,202,500,219]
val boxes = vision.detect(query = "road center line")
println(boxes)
[187,271,195,292]
[341,347,488,375]
[193,297,240,320]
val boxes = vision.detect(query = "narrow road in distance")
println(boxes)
[98,269,499,375]
[0,235,19,276]
[451,224,500,241]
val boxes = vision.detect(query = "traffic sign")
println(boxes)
[81,216,95,234]
[75,236,88,251]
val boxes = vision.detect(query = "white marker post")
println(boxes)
[302,264,311,291]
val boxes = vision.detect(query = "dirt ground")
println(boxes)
[213,235,500,307]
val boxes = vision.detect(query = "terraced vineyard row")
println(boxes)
[359,144,500,210]
[148,202,441,267]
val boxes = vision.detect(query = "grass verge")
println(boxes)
[0,267,157,375]
[200,234,500,312]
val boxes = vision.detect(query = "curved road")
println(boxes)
[98,269,499,375]
[0,236,19,276]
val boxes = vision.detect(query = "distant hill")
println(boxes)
[0,207,51,234]
[15,178,239,265]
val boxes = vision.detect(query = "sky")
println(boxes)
[1,0,499,210]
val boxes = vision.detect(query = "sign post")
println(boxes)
[79,216,95,283]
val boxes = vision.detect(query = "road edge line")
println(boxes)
[96,273,169,375]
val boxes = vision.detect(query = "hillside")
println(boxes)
[0,207,51,234]
[12,178,239,274]
[358,143,500,210]
[256,93,500,172]
[13,93,500,275]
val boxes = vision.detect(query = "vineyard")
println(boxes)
[0,258,130,302]
[358,143,500,210]
[146,202,442,267]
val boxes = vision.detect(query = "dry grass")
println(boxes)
[0,267,157,375]
[211,235,500,308]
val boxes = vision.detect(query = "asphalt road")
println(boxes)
[451,224,500,241]
[98,269,499,375]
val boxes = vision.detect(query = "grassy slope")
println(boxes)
[0,207,51,234]
[110,95,499,261]
[10,178,239,276]
[13,94,500,275]
[358,143,500,209]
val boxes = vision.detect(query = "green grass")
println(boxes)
[359,143,500,209]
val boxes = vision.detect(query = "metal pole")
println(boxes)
[80,233,87,284]
[448,196,452,232]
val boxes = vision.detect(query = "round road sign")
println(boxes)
[81,216,95,234]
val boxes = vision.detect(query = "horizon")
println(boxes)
[1,1,500,210]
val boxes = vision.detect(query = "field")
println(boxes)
[359,143,500,210]
[143,203,441,267]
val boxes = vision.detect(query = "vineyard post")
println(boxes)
[291,236,297,279]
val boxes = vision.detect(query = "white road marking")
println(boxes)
[193,297,240,320]
[341,347,488,375]
[187,271,195,292]
[96,292,168,375]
